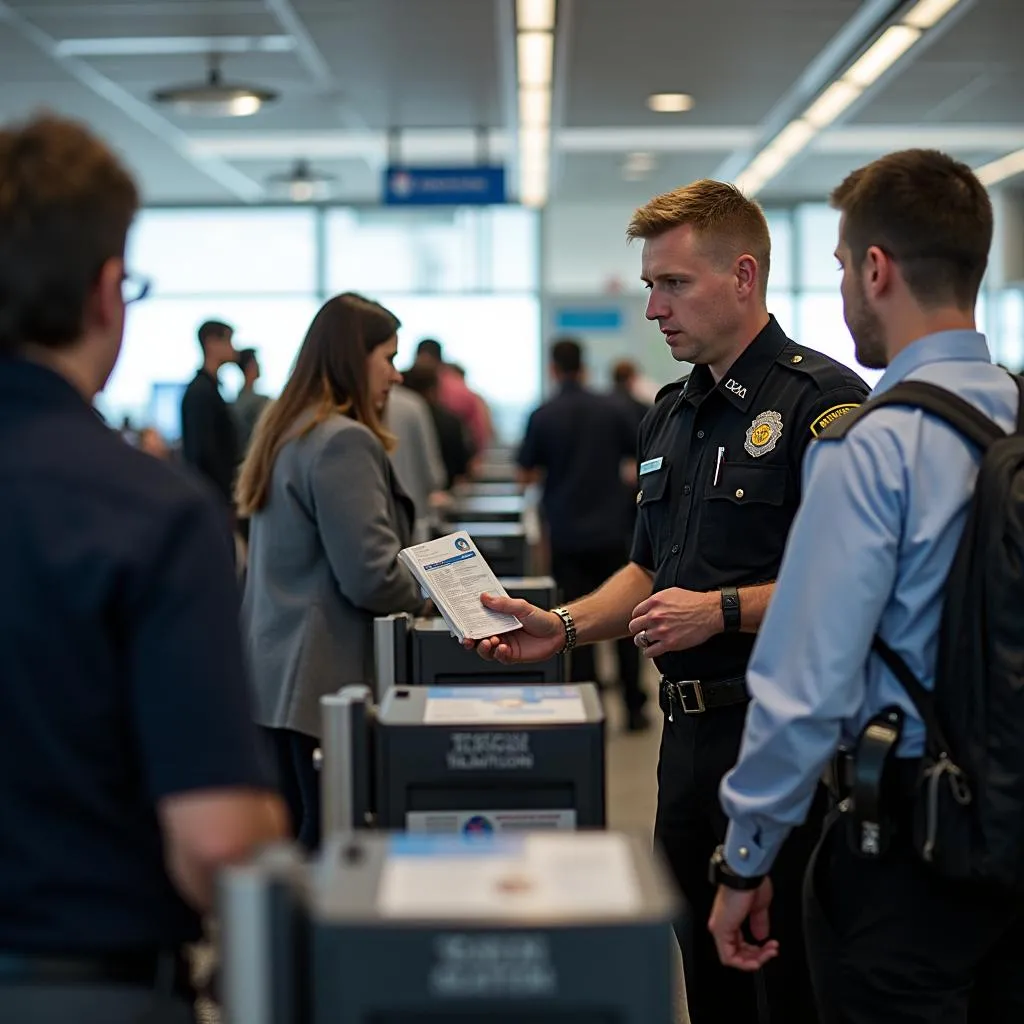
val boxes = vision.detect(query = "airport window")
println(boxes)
[99,296,321,432]
[795,204,843,290]
[128,209,318,296]
[796,292,883,389]
[100,204,541,442]
[325,206,538,294]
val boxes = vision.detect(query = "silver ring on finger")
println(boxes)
[635,629,651,649]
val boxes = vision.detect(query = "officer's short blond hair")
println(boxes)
[626,180,771,296]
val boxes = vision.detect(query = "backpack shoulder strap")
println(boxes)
[818,380,1005,449]
[872,636,954,759]
[1013,374,1024,433]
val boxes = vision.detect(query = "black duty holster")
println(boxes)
[843,705,905,858]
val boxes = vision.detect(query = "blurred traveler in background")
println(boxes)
[237,292,424,851]
[402,363,473,488]
[137,426,170,460]
[518,338,648,729]
[181,319,238,511]
[232,347,270,455]
[610,358,652,439]
[384,379,447,541]
[0,114,286,1024]
[413,337,493,455]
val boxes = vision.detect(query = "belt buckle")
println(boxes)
[678,680,705,715]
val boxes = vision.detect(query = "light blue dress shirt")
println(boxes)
[720,330,1018,876]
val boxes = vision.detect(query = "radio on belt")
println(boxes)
[219,832,679,1024]
[320,683,605,835]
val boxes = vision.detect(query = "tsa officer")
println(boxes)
[468,179,868,1024]
[710,150,1024,1023]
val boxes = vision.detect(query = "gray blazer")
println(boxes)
[242,413,423,737]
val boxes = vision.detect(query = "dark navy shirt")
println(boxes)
[630,315,869,683]
[518,381,637,553]
[0,357,272,953]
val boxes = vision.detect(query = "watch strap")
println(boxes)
[709,845,764,891]
[551,606,577,653]
[720,586,741,633]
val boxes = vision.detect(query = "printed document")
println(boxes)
[398,530,523,643]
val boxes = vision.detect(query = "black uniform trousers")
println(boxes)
[549,544,645,715]
[804,803,1024,1024]
[655,700,824,1024]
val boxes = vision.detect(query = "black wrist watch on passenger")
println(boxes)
[720,586,741,633]
[708,845,765,891]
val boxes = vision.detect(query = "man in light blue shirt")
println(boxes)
[709,149,1024,1023]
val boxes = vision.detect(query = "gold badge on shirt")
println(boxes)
[745,410,783,457]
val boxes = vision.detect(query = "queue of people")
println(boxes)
[2,108,1023,1024]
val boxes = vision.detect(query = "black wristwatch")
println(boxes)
[720,586,741,633]
[708,845,765,891]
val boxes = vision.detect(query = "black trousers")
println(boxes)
[655,701,825,1024]
[804,808,1024,1024]
[549,544,645,714]
[262,726,321,850]
[0,985,195,1024]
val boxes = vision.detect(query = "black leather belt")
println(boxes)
[659,675,748,718]
[0,949,193,998]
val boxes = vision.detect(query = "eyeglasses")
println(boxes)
[122,270,151,304]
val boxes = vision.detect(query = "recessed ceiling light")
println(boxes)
[647,93,694,113]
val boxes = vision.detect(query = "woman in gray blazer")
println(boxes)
[235,293,423,848]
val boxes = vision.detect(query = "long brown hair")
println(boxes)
[236,292,400,515]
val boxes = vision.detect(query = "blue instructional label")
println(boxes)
[639,457,664,475]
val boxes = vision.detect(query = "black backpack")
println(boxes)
[821,377,1024,889]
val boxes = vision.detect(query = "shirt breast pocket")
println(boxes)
[637,464,672,563]
[700,463,791,575]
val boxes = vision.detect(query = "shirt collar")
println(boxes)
[681,315,789,412]
[872,330,992,396]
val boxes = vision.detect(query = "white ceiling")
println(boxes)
[0,0,1020,205]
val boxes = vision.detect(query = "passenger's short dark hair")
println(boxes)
[198,320,233,348]
[402,363,439,396]
[237,348,258,372]
[551,337,583,375]
[0,115,139,355]
[416,338,443,361]
[612,359,637,387]
[830,149,992,310]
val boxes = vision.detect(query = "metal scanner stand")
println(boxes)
[319,682,606,836]
[219,832,680,1024]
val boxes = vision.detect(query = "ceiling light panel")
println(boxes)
[845,24,921,88]
[976,149,1024,187]
[517,31,554,88]
[517,0,556,31]
[646,93,695,113]
[802,80,862,129]
[902,0,964,30]
[519,87,551,127]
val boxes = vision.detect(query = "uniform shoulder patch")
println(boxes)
[810,403,859,437]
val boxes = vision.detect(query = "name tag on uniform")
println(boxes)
[639,457,664,476]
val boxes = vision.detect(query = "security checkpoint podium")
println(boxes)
[444,493,528,525]
[319,683,605,836]
[373,577,562,696]
[219,831,679,1024]
[446,521,530,577]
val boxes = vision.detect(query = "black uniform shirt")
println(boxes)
[519,381,637,553]
[181,368,239,506]
[0,357,272,953]
[630,315,870,683]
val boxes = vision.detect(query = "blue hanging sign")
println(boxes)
[383,165,507,206]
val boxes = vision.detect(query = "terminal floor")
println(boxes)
[196,651,689,1023]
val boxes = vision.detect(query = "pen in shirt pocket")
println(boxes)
[713,446,725,487]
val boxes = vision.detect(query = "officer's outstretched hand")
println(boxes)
[461,594,565,664]
[708,879,779,972]
[628,587,720,658]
